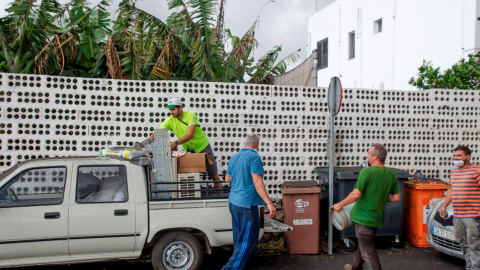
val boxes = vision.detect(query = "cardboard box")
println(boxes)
[177,153,207,173]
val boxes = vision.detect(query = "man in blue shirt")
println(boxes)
[222,133,276,270]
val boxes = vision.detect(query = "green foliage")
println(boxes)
[247,46,300,84]
[409,53,480,90]
[0,61,10,72]
[0,0,111,76]
[1,0,299,83]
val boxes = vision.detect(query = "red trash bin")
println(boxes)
[404,180,449,247]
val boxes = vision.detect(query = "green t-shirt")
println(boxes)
[160,111,209,153]
[350,166,400,228]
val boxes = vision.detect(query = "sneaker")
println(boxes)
[344,264,352,270]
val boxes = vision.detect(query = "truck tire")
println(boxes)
[152,231,203,270]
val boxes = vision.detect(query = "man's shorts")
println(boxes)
[200,144,218,177]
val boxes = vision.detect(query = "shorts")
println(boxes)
[200,144,218,177]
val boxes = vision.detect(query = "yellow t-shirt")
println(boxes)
[160,111,209,153]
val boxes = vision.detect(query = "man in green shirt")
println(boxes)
[333,144,400,270]
[143,97,222,189]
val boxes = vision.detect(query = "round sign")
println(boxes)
[327,77,343,116]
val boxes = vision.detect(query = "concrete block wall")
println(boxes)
[0,73,479,199]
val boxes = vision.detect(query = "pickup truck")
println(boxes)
[0,130,290,270]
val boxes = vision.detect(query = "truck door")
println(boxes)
[0,165,70,266]
[68,164,137,258]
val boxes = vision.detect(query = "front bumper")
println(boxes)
[426,200,463,259]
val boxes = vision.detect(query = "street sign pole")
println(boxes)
[328,98,334,255]
[327,77,342,255]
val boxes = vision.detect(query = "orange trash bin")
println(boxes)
[282,180,321,255]
[403,180,450,247]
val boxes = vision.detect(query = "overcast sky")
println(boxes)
[1,0,335,70]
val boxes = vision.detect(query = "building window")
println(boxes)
[348,31,355,59]
[317,38,328,69]
[374,18,383,34]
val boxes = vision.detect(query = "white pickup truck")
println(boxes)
[0,130,290,270]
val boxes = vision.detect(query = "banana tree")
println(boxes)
[105,0,179,80]
[0,0,111,76]
[107,0,224,81]
[108,0,259,82]
[247,45,300,84]
[2,0,300,83]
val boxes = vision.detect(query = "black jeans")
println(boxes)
[352,223,382,270]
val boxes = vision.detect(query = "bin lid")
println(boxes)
[405,180,450,190]
[313,166,410,180]
[282,180,319,188]
[281,186,321,195]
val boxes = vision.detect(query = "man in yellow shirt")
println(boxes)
[143,97,222,189]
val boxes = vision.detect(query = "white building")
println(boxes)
[307,0,480,90]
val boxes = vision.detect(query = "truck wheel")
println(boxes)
[152,231,203,270]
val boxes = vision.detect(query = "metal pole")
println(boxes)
[312,50,318,87]
[327,80,335,255]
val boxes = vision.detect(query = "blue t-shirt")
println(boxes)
[227,148,265,208]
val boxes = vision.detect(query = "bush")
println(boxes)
[409,53,480,90]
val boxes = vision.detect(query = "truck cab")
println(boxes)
[0,157,149,267]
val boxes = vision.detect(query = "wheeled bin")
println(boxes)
[282,180,321,254]
[403,180,449,247]
[314,166,409,251]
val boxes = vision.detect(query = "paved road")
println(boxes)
[246,245,465,270]
[10,238,465,270]
[207,238,466,270]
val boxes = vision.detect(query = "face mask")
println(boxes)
[453,156,468,167]
[453,160,464,167]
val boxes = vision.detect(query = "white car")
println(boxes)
[426,198,463,259]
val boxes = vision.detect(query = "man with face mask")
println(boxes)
[440,145,480,270]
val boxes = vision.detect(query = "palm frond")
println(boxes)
[247,45,300,84]
[271,48,300,75]
[150,66,169,80]
[105,37,126,79]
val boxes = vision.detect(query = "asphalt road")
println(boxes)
[8,237,466,270]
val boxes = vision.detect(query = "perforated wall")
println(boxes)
[0,73,479,199]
